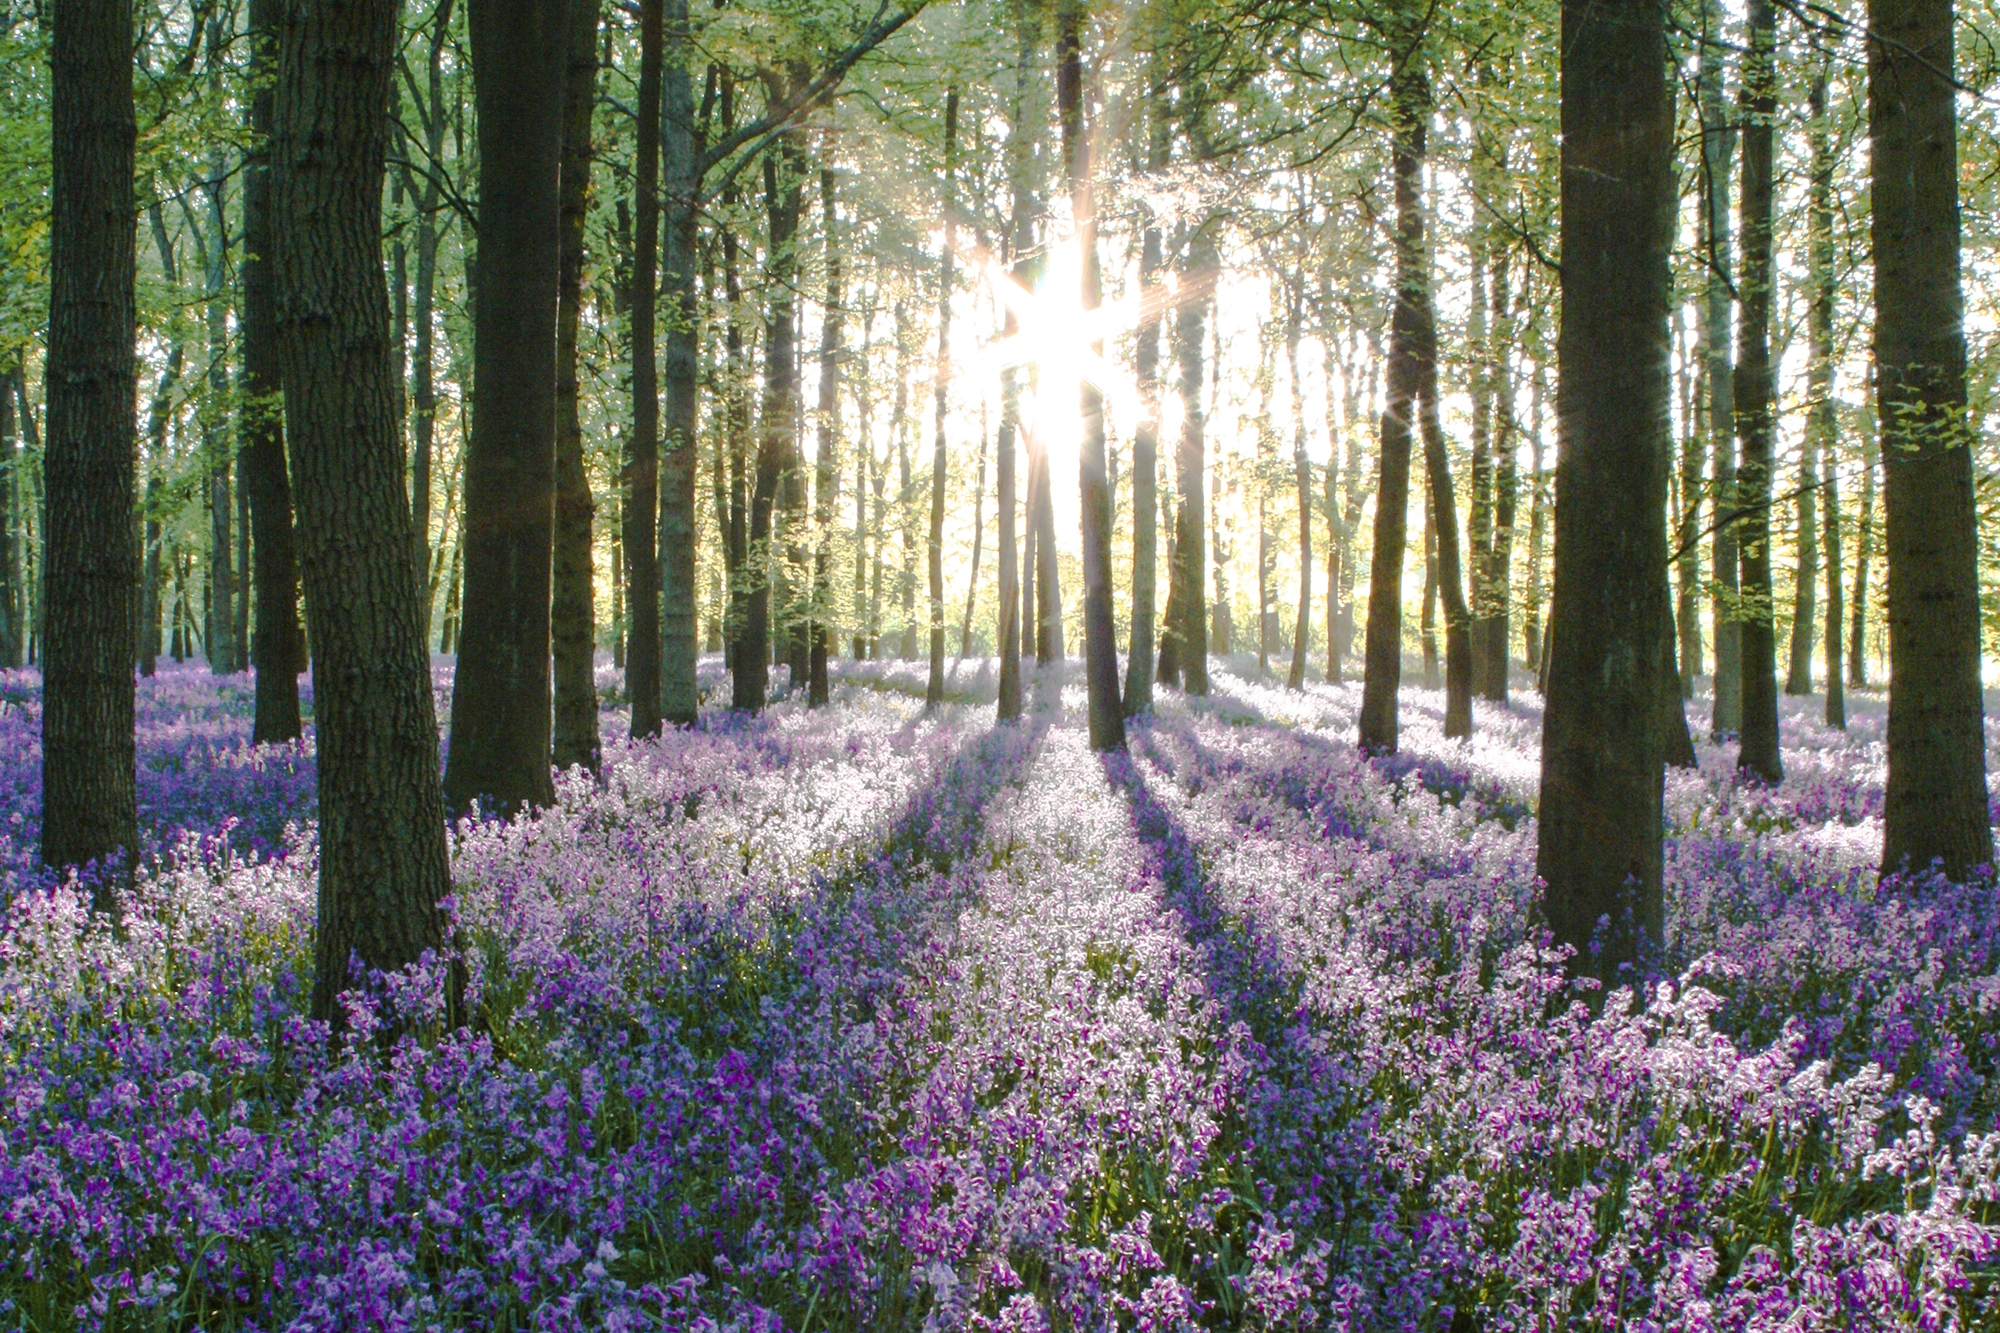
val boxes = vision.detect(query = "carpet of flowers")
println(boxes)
[0,654,1995,1330]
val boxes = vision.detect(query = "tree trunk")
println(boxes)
[1287,283,1313,691]
[1871,0,1994,879]
[551,0,602,773]
[1419,318,1474,740]
[44,0,138,898]
[1058,12,1122,750]
[745,124,808,710]
[272,0,454,1025]
[1734,0,1783,785]
[926,88,959,708]
[1162,228,1211,695]
[1524,362,1548,676]
[1702,0,1743,738]
[1123,62,1166,714]
[809,166,842,709]
[1421,499,1439,689]
[624,0,664,732]
[1849,426,1873,687]
[1786,434,1819,696]
[445,0,569,815]
[657,0,702,726]
[1808,63,1844,729]
[1483,239,1517,705]
[407,0,452,635]
[241,0,303,742]
[1537,0,1674,986]
[1356,58,1424,754]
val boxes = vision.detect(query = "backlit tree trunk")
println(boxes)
[926,88,959,709]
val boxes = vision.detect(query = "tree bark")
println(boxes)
[1871,0,1994,879]
[1122,63,1166,714]
[809,166,842,708]
[1356,58,1425,754]
[44,0,138,897]
[1419,321,1474,740]
[1734,0,1783,785]
[1849,426,1874,687]
[625,0,665,731]
[657,0,702,725]
[1538,0,1674,986]
[926,87,959,709]
[1701,0,1742,738]
[272,0,454,1024]
[445,0,570,814]
[551,0,602,773]
[1286,282,1313,691]
[242,0,302,742]
[1809,62,1844,729]
[1161,231,1211,695]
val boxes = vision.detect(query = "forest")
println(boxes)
[2,0,1999,1324]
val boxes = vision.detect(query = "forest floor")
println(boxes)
[0,655,1994,1330]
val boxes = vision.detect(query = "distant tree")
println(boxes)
[926,87,958,709]
[1537,0,1674,985]
[43,0,138,899]
[271,0,454,1024]
[627,0,664,730]
[1699,0,1741,739]
[444,0,571,815]
[1870,0,1995,879]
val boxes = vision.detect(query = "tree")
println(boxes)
[1699,0,1741,739]
[628,0,665,729]
[1537,0,1674,985]
[552,0,603,774]
[1734,0,1782,785]
[1808,60,1845,730]
[1870,0,1994,880]
[271,0,454,1024]
[43,0,138,897]
[657,0,702,726]
[926,87,959,709]
[809,165,842,709]
[241,0,302,744]
[444,0,572,816]
[1061,3,1124,752]
[1123,56,1167,716]
[1356,48,1426,755]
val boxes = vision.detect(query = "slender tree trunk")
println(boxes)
[272,0,454,1025]
[1484,243,1518,705]
[746,123,808,710]
[1057,12,1122,749]
[926,88,959,708]
[1357,58,1425,753]
[657,0,702,725]
[1524,363,1548,677]
[1786,432,1819,695]
[1537,0,1674,986]
[140,206,183,684]
[1163,230,1211,694]
[242,0,302,741]
[551,0,602,772]
[809,166,842,708]
[1871,0,1994,879]
[624,1,666,731]
[1287,284,1313,691]
[1849,426,1874,687]
[1419,324,1474,739]
[1734,0,1783,785]
[853,295,874,662]
[1702,0,1743,737]
[1421,502,1439,689]
[407,0,452,629]
[44,0,138,897]
[1807,62,1845,729]
[1122,65,1166,713]
[959,410,988,655]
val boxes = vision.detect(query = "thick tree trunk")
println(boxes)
[625,0,665,730]
[445,0,569,815]
[1871,0,1994,879]
[657,0,702,725]
[551,0,602,773]
[1734,0,1783,785]
[1702,0,1743,738]
[1537,0,1674,986]
[926,88,959,708]
[242,0,302,742]
[272,0,454,1024]
[1356,60,1425,754]
[44,0,138,897]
